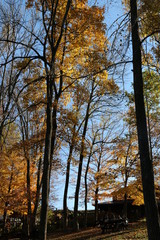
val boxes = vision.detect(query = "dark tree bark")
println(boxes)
[130,0,160,239]
[84,139,95,228]
[74,79,95,230]
[94,146,102,225]
[50,98,58,179]
[94,177,100,225]
[63,126,76,229]
[40,1,71,238]
[123,142,130,218]
[31,155,42,233]
[145,95,153,161]
[63,144,74,229]
[40,74,53,240]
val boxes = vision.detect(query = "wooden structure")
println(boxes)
[98,199,145,221]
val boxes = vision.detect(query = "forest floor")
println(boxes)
[48,221,147,240]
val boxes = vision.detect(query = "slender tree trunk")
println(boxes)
[84,155,91,228]
[84,137,95,228]
[145,95,153,161]
[21,110,32,238]
[39,1,72,238]
[74,80,95,230]
[123,177,128,218]
[95,187,99,225]
[40,78,59,240]
[123,143,130,218]
[95,151,101,225]
[73,125,88,230]
[63,144,74,229]
[40,76,53,240]
[31,156,42,233]
[18,107,32,237]
[49,100,58,180]
[130,0,160,238]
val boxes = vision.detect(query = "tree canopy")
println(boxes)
[0,0,160,239]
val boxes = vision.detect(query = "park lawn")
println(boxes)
[48,221,148,240]
[104,228,147,240]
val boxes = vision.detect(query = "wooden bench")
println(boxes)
[99,218,128,233]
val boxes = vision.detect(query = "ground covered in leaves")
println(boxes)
[48,221,147,240]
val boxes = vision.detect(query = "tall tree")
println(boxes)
[16,75,45,236]
[0,124,26,234]
[38,1,72,238]
[130,0,160,238]
[84,124,97,227]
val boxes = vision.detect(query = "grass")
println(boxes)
[48,221,148,240]
[103,228,147,240]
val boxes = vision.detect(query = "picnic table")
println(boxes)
[99,217,128,233]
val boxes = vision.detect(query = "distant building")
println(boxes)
[97,199,146,220]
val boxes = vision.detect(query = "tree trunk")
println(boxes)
[73,130,87,230]
[39,1,71,237]
[21,110,32,238]
[145,95,153,161]
[63,138,74,230]
[95,187,99,225]
[84,155,91,228]
[73,80,94,230]
[40,76,53,240]
[123,143,130,218]
[95,152,101,225]
[49,100,58,181]
[130,0,160,238]
[31,156,42,234]
[84,136,95,228]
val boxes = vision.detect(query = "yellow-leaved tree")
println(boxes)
[0,124,26,233]
[24,0,112,236]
